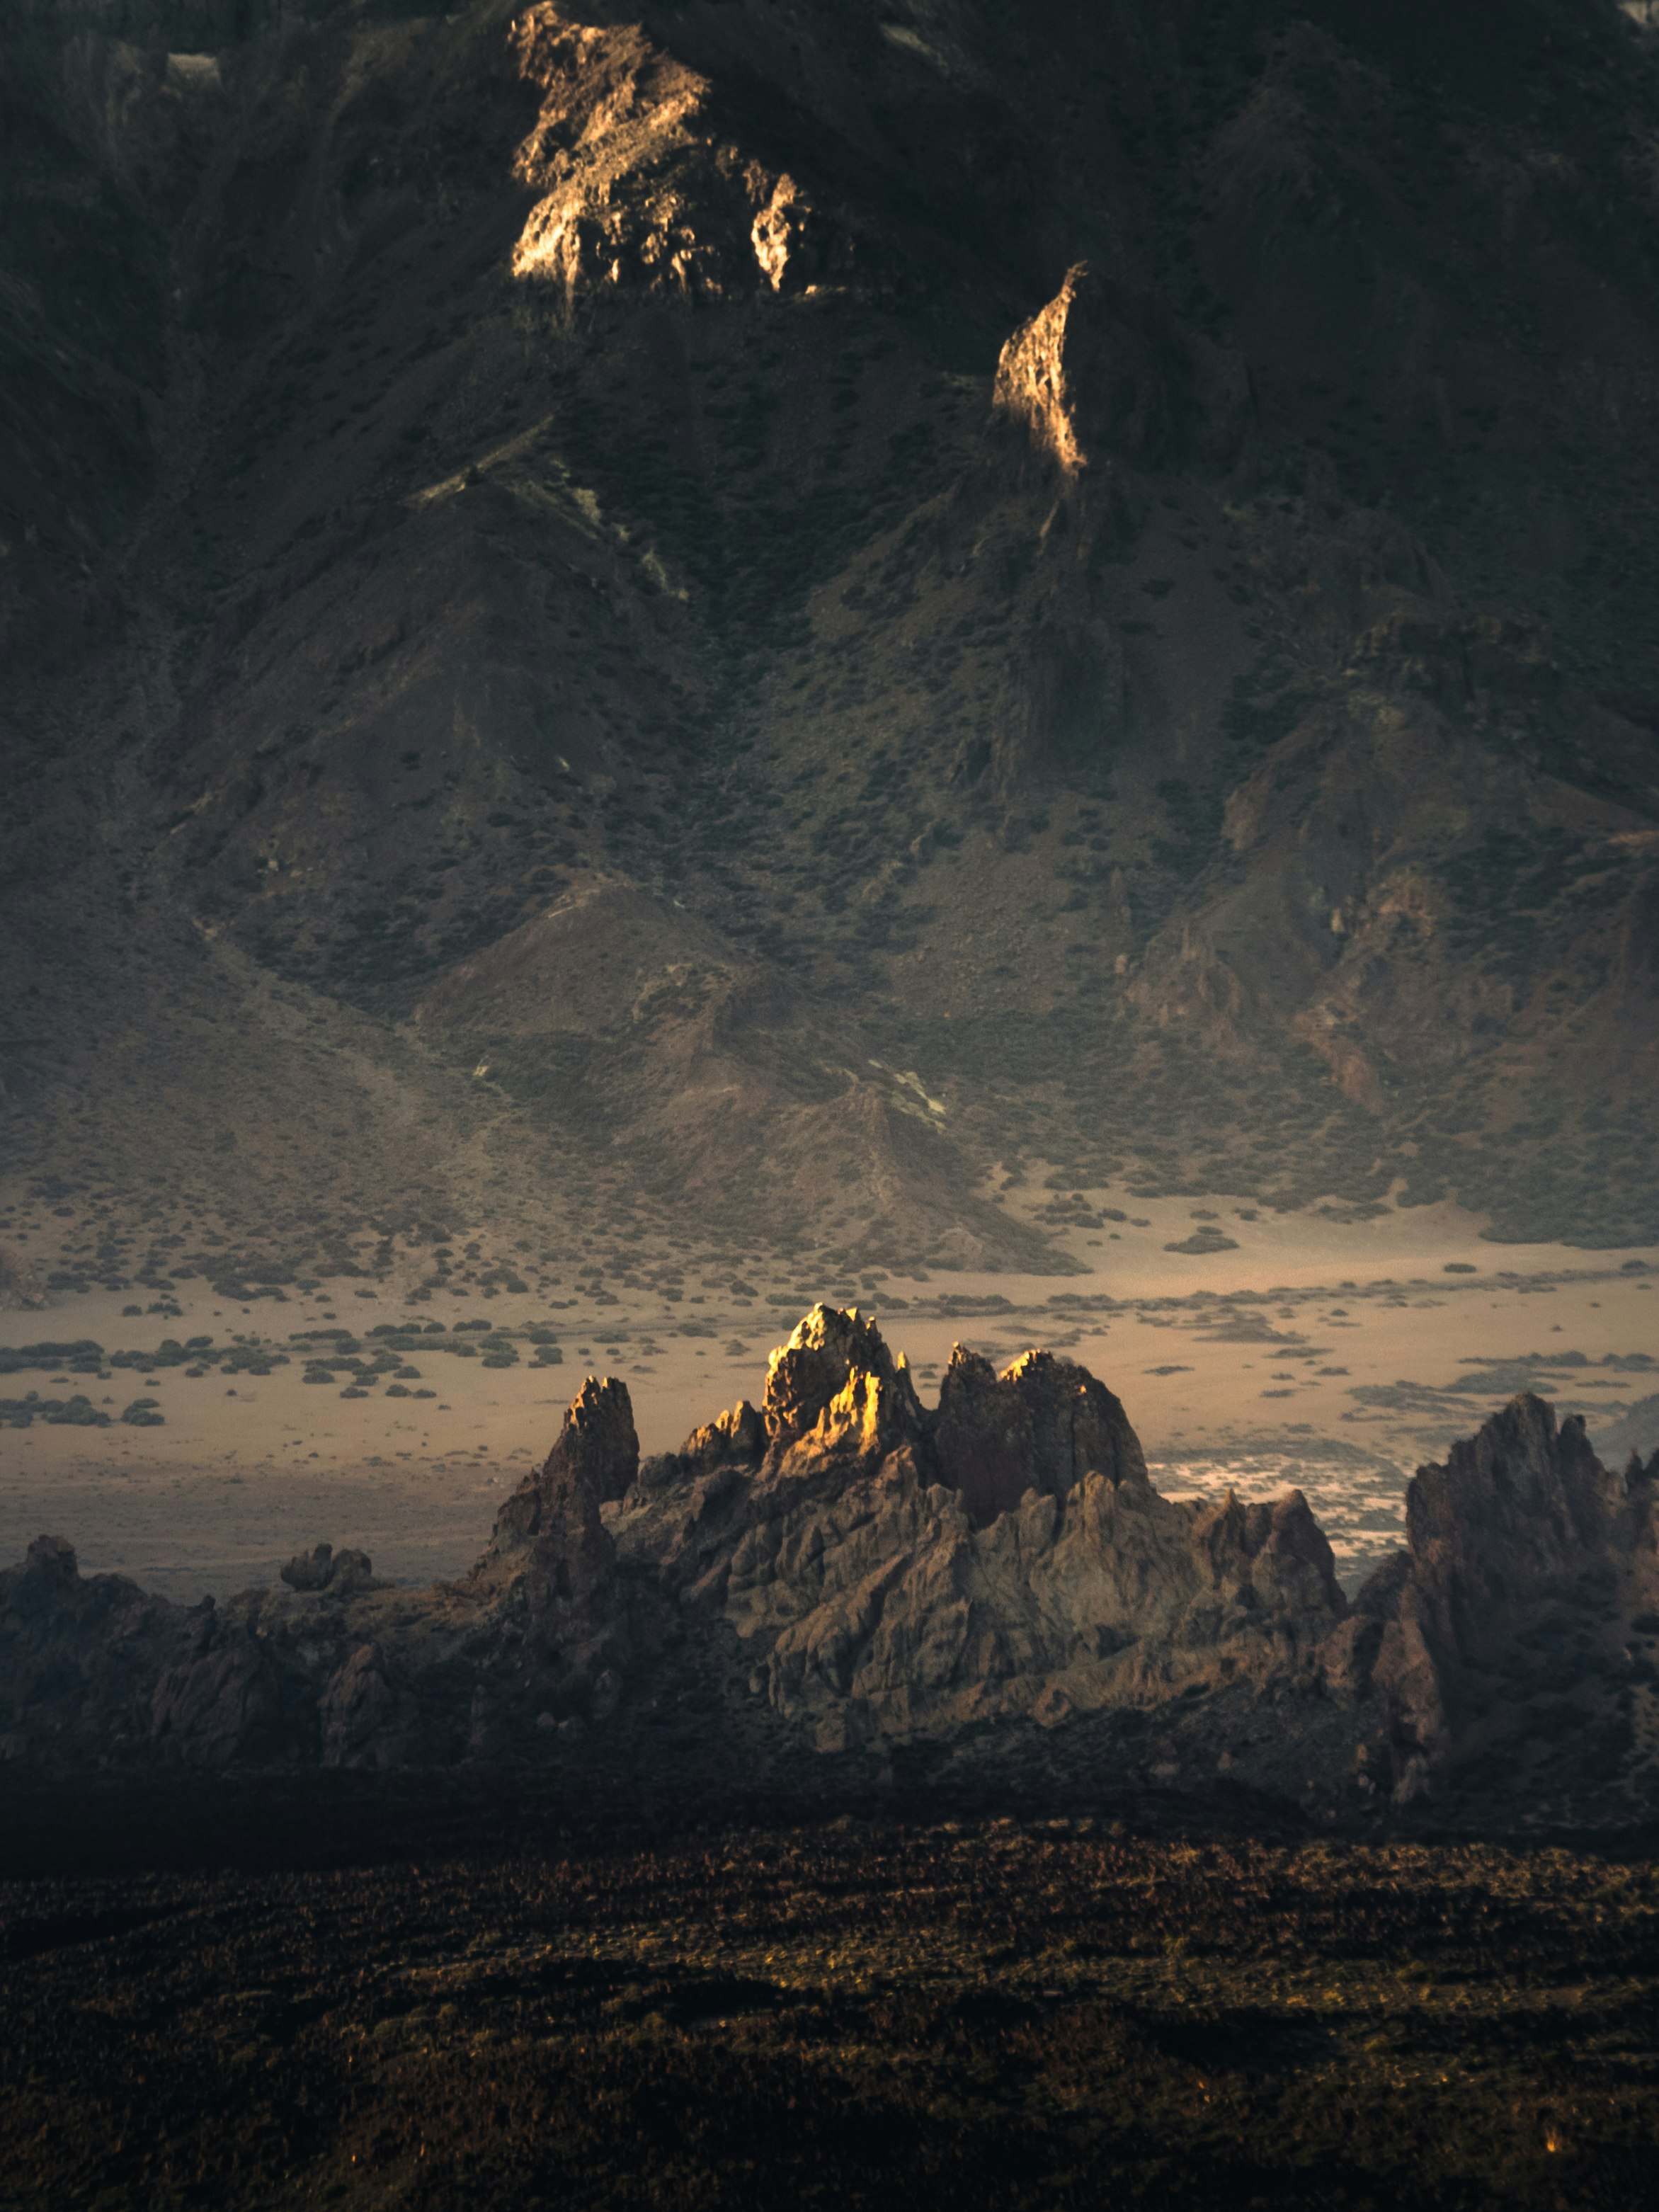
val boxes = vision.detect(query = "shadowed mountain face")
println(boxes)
[4,0,1659,1269]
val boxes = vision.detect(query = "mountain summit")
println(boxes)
[6,1305,1658,1825]
[4,1,1658,1271]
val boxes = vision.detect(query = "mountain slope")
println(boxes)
[4,0,1658,1273]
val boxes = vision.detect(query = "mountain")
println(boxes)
[4,0,1659,1278]
[6,1304,1657,1827]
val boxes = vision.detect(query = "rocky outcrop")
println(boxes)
[932,1345,1146,1528]
[537,1373,639,1507]
[0,1535,303,1768]
[664,1306,1145,1522]
[508,6,857,302]
[280,1541,375,1597]
[462,1372,631,1698]
[993,261,1251,477]
[605,1316,1344,1755]
[680,1398,765,1475]
[758,1304,928,1476]
[1358,1396,1659,1805]
[5,1319,1658,1823]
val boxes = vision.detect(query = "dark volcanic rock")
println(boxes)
[473,1380,625,1606]
[758,1304,928,1476]
[280,1543,336,1594]
[620,1311,1350,1762]
[5,1321,1659,1825]
[542,1374,639,1506]
[933,1344,1147,1528]
[280,1542,375,1596]
[1361,1394,1659,1805]
[0,1538,194,1765]
[151,1631,286,1768]
[319,1643,420,1770]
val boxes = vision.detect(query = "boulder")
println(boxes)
[280,1542,335,1592]
[329,1548,375,1597]
[280,1542,376,1596]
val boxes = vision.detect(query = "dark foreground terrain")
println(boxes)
[4,1780,1658,2211]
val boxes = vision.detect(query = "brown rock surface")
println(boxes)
[540,1374,640,1507]
[280,1542,377,1597]
[680,1398,766,1474]
[993,261,1250,477]
[933,1344,1147,1528]
[1362,1395,1659,1804]
[4,1322,1659,1823]
[758,1304,927,1476]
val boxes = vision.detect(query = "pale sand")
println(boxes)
[3,1189,1654,1598]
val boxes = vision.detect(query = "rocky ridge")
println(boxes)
[4,1305,1656,1825]
[5,1,1659,1274]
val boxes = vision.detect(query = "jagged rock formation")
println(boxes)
[508,8,854,302]
[280,1541,375,1597]
[992,261,1251,477]
[933,1343,1148,1527]
[1359,1395,1659,1806]
[4,1309,1657,1822]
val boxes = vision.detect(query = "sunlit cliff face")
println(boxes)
[506,8,840,301]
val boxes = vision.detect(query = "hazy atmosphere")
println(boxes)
[4,4,1659,2206]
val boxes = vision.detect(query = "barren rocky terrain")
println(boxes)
[8,1296,1659,2204]
[8,8,1659,2204]
[4,1197,1655,1597]
[6,1809,1659,2211]
[7,1302,1659,1835]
